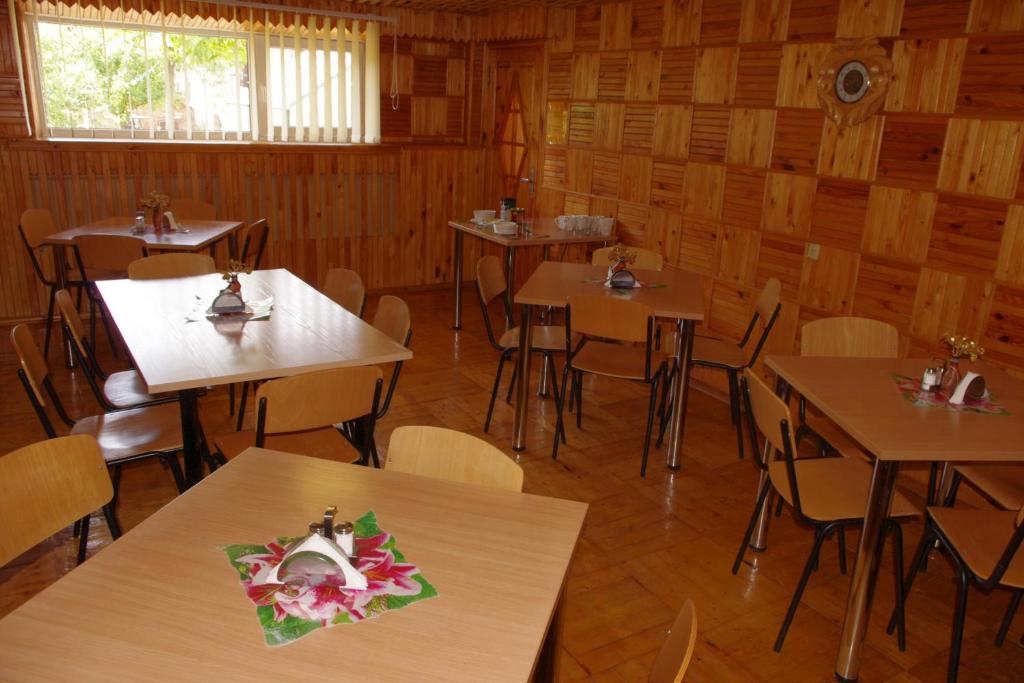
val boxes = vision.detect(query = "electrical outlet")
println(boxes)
[806,243,821,261]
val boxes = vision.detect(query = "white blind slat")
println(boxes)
[337,19,347,142]
[364,21,380,144]
[307,14,318,141]
[350,20,361,144]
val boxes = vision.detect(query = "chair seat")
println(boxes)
[573,341,669,381]
[769,457,919,523]
[214,427,361,463]
[690,335,747,369]
[929,507,1024,588]
[498,325,567,352]
[104,370,162,408]
[71,403,183,463]
[954,464,1024,510]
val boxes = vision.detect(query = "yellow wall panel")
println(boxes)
[938,118,1024,199]
[861,186,937,263]
[738,0,791,43]
[682,162,727,219]
[726,108,776,167]
[601,2,634,50]
[885,38,966,114]
[818,115,885,181]
[776,43,833,108]
[996,205,1024,285]
[762,172,816,238]
[653,105,693,158]
[662,0,703,46]
[798,245,860,314]
[693,47,740,104]
[626,50,663,102]
[836,0,904,37]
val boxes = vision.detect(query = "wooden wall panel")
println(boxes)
[530,0,1024,376]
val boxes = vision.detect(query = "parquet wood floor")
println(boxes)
[2,287,1023,682]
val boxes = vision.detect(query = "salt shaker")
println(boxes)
[334,521,355,559]
[920,367,941,391]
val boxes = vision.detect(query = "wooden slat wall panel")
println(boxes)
[1,142,486,319]
[536,0,1024,379]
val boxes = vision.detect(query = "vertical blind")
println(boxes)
[22,0,388,143]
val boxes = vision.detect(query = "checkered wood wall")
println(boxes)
[536,0,1024,374]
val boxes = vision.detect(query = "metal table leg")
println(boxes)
[179,388,205,488]
[835,460,900,681]
[536,245,552,398]
[452,229,464,330]
[504,246,517,329]
[512,303,534,452]
[665,319,695,469]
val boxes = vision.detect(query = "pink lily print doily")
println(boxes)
[222,510,438,646]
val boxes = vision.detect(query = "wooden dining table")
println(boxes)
[764,355,1024,682]
[96,269,412,487]
[449,218,614,330]
[511,261,704,469]
[0,447,589,682]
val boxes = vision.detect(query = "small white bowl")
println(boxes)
[493,220,518,235]
[473,209,496,223]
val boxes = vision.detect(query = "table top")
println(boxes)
[514,261,705,321]
[449,218,613,248]
[0,448,588,682]
[766,356,1024,462]
[96,269,412,393]
[45,217,244,251]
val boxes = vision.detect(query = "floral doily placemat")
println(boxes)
[582,276,668,296]
[222,510,438,646]
[892,374,1010,416]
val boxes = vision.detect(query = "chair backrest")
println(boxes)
[592,245,664,271]
[567,294,653,344]
[755,278,782,325]
[386,426,524,492]
[169,198,216,220]
[323,268,366,317]
[649,599,698,683]
[801,316,899,358]
[371,295,412,346]
[19,208,59,249]
[0,435,113,567]
[55,289,89,360]
[743,368,797,462]
[128,253,217,279]
[11,323,50,407]
[256,366,383,435]
[476,255,507,305]
[241,218,270,269]
[73,234,147,274]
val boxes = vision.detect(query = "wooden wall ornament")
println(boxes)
[816,39,893,127]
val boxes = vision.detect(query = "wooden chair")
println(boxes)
[323,267,366,317]
[18,208,85,360]
[370,295,412,422]
[11,324,186,497]
[55,289,172,410]
[892,501,1024,682]
[733,368,918,652]
[476,255,566,434]
[73,234,148,356]
[649,599,698,683]
[128,253,217,279]
[239,218,270,269]
[591,245,664,271]
[797,316,899,457]
[553,294,669,477]
[386,426,523,492]
[680,278,782,460]
[0,435,121,568]
[214,366,383,467]
[169,198,216,220]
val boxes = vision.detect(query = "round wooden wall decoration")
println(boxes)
[816,39,892,127]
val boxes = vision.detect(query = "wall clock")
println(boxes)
[816,39,892,127]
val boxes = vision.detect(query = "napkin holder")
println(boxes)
[947,371,986,405]
[211,289,246,314]
[607,269,637,289]
[249,533,367,590]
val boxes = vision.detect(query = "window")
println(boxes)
[24,1,384,143]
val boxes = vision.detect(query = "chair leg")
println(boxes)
[110,464,123,508]
[655,364,674,449]
[162,453,186,493]
[775,496,785,517]
[996,589,1022,647]
[574,371,583,428]
[102,503,123,539]
[943,471,963,507]
[640,371,661,478]
[551,362,571,460]
[88,294,98,358]
[837,526,848,575]
[484,353,509,433]
[889,521,907,652]
[546,354,565,445]
[236,381,251,432]
[947,570,970,683]
[43,285,57,360]
[774,525,830,652]
[76,513,91,565]
[729,371,744,460]
[506,361,518,404]
[888,523,936,635]
[732,475,773,574]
